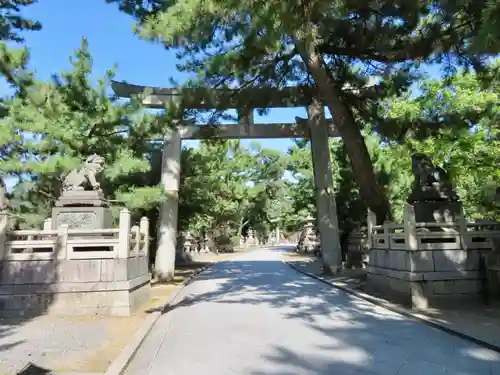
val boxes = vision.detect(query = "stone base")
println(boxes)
[55,190,108,207]
[51,206,113,230]
[412,201,463,224]
[0,256,150,317]
[366,271,483,309]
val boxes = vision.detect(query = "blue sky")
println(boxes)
[12,0,313,153]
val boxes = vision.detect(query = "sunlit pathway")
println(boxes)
[125,247,500,375]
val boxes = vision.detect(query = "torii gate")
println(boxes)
[111,81,341,278]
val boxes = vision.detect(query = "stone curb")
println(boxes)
[285,261,500,354]
[104,262,217,375]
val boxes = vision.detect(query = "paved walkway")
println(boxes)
[125,247,500,375]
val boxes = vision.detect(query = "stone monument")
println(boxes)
[296,215,320,255]
[407,153,461,224]
[246,229,257,246]
[52,154,112,230]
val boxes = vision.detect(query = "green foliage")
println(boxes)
[107,0,500,222]
[0,1,40,113]
[0,0,41,42]
[383,69,500,221]
[178,139,288,238]
[230,235,240,247]
[0,39,171,228]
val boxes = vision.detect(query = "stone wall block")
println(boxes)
[433,280,456,295]
[100,259,116,282]
[408,251,434,272]
[27,260,57,284]
[2,261,23,284]
[114,259,128,281]
[454,279,481,294]
[392,250,407,270]
[433,249,467,272]
[464,250,481,270]
[139,255,148,275]
[127,257,139,279]
[108,290,131,308]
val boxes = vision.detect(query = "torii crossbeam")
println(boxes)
[110,81,342,280]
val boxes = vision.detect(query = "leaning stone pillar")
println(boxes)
[156,129,181,281]
[307,99,342,274]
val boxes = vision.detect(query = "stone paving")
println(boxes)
[288,256,500,350]
[124,247,500,375]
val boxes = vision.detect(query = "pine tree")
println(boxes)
[106,0,495,223]
[1,39,170,228]
[178,140,288,241]
[0,0,41,88]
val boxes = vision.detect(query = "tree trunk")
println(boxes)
[295,41,391,223]
[237,218,249,237]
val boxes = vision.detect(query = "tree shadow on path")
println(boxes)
[158,254,500,375]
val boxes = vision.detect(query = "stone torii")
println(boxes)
[111,81,342,278]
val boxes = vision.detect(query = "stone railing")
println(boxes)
[3,209,149,261]
[369,221,498,252]
[365,205,500,309]
[0,209,151,317]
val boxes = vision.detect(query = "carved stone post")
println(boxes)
[57,224,69,260]
[0,212,8,261]
[140,217,149,257]
[156,129,181,281]
[403,204,428,308]
[118,209,131,258]
[403,204,418,252]
[43,218,52,231]
[307,99,342,274]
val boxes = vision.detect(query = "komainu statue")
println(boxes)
[63,154,105,192]
[408,153,459,203]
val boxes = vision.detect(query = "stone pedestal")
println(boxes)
[367,204,483,309]
[412,201,463,224]
[51,190,112,230]
[0,208,151,317]
[0,257,150,317]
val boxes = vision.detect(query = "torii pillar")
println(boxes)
[306,99,342,274]
[156,128,181,281]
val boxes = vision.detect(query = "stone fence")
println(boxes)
[350,204,500,309]
[0,209,150,317]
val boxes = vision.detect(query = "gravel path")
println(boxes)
[124,247,500,375]
[0,315,108,374]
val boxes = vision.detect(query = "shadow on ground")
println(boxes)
[156,247,500,375]
[0,248,62,375]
